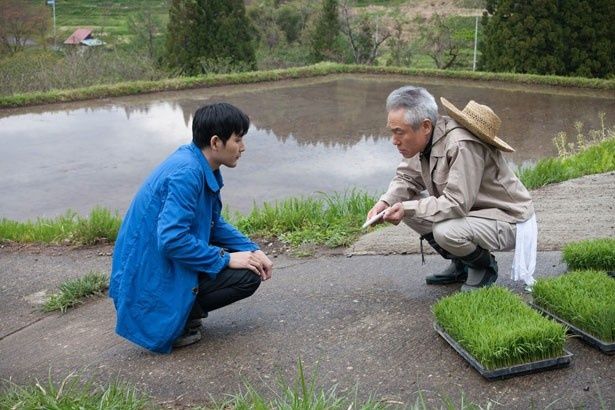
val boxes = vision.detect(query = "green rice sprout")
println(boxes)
[533,270,615,342]
[562,238,615,271]
[433,286,567,370]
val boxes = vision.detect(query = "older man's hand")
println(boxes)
[383,202,405,225]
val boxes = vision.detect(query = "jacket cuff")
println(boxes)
[402,200,418,216]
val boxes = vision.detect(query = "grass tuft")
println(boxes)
[517,115,615,189]
[228,190,378,249]
[562,238,615,272]
[433,286,567,370]
[43,272,109,313]
[0,372,151,410]
[0,206,121,245]
[533,270,615,343]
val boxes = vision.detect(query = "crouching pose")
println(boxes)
[110,102,273,353]
[367,86,536,291]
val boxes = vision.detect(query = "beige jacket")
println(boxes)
[380,116,534,224]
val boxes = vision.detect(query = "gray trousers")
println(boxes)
[405,215,517,258]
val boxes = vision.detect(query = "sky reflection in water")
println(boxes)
[0,76,612,220]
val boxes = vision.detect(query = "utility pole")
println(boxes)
[472,15,478,71]
[47,0,56,48]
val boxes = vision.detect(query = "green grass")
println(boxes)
[0,206,121,245]
[39,0,169,40]
[227,190,377,249]
[433,286,567,370]
[533,270,615,343]
[0,373,150,409]
[518,136,615,189]
[562,238,615,271]
[2,62,613,108]
[43,271,109,312]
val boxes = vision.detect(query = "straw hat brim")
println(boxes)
[440,97,515,152]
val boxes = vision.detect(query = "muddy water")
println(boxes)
[0,75,613,220]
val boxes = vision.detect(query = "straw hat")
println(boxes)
[440,97,515,152]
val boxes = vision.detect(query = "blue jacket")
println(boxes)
[109,143,259,353]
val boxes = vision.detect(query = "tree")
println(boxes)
[0,0,50,55]
[480,0,563,75]
[415,14,467,70]
[165,0,256,75]
[386,13,412,67]
[127,9,164,61]
[309,0,341,62]
[339,0,390,65]
[558,0,614,78]
[479,0,614,78]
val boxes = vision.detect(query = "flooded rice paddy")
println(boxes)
[0,75,613,220]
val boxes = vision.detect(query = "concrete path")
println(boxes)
[1,246,613,409]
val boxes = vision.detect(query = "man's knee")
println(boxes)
[432,219,471,255]
[237,269,261,298]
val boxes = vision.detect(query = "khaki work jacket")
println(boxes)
[380,116,534,224]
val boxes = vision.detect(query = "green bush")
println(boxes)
[562,238,615,272]
[433,286,567,370]
[533,270,615,342]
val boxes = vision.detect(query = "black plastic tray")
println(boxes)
[434,323,573,380]
[530,303,615,355]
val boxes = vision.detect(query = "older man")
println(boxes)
[366,86,536,291]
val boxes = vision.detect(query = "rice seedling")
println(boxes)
[532,270,615,343]
[433,286,567,370]
[562,238,615,272]
[43,271,109,312]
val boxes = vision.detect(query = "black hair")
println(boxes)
[192,102,250,149]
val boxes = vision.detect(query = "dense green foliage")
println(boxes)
[433,286,567,370]
[43,272,109,312]
[480,0,615,78]
[562,238,615,272]
[309,0,342,63]
[533,270,615,343]
[0,207,120,245]
[165,0,256,75]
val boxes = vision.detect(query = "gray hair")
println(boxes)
[386,86,439,130]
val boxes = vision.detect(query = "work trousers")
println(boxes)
[188,267,261,321]
[405,215,517,257]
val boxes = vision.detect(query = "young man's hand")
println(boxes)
[229,250,273,281]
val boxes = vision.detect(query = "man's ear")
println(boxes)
[421,119,433,136]
[210,135,220,150]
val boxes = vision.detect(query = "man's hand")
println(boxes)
[366,200,389,225]
[229,250,273,281]
[382,202,404,225]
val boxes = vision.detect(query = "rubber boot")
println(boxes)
[459,246,498,292]
[421,233,468,285]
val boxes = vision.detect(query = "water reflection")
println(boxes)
[0,75,613,220]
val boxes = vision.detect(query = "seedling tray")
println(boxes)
[434,323,573,380]
[530,303,615,355]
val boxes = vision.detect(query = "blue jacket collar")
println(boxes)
[189,142,224,192]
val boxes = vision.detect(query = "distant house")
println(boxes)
[63,28,104,46]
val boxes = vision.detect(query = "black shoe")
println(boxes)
[461,264,498,292]
[426,260,468,285]
[172,328,202,348]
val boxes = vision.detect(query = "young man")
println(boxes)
[366,86,536,291]
[110,102,273,353]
